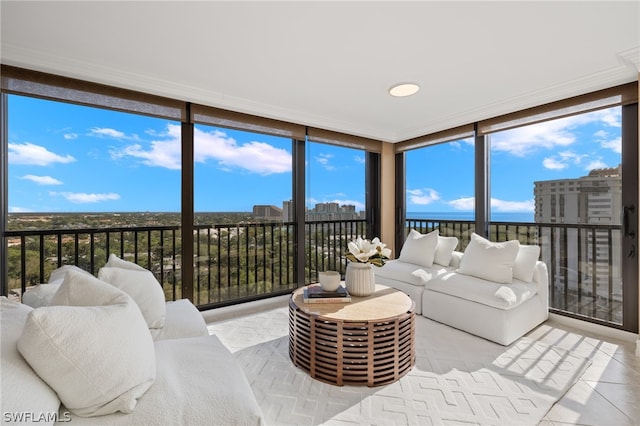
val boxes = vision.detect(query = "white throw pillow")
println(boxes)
[457,233,520,284]
[1,297,61,423]
[48,264,92,283]
[434,235,459,266]
[17,270,156,417]
[104,253,147,271]
[22,280,62,308]
[398,229,439,268]
[513,244,541,282]
[98,266,166,329]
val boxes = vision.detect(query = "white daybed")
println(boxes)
[374,230,549,345]
[2,255,264,425]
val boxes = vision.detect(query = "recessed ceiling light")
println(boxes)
[389,82,420,97]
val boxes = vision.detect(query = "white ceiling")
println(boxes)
[1,1,639,143]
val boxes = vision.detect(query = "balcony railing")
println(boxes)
[4,217,624,326]
[4,219,367,309]
[406,218,623,326]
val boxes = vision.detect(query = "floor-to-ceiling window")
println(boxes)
[488,106,627,326]
[304,139,368,282]
[192,122,294,306]
[396,126,476,251]
[404,138,476,246]
[395,84,638,332]
[5,93,182,300]
[1,66,383,308]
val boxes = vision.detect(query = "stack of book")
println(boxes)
[303,285,351,303]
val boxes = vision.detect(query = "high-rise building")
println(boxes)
[534,165,622,304]
[305,202,363,221]
[252,205,283,220]
[282,200,295,222]
[534,166,621,225]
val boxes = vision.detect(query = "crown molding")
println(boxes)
[618,46,640,72]
[2,42,636,144]
[1,44,395,142]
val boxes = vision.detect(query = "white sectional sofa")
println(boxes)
[2,255,264,426]
[375,230,549,345]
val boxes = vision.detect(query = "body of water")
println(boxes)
[407,211,534,223]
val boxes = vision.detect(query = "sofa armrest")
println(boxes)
[532,260,550,310]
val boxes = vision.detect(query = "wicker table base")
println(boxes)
[288,284,415,387]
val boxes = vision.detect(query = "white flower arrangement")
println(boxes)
[345,237,391,267]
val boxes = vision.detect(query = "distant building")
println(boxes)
[534,165,622,302]
[306,202,363,221]
[534,165,621,224]
[252,205,283,220]
[282,200,295,222]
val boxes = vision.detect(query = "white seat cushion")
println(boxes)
[374,259,451,287]
[61,335,265,426]
[1,297,61,423]
[425,271,538,310]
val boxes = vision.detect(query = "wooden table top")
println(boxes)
[290,283,414,322]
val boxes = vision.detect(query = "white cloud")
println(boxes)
[448,196,475,210]
[407,188,440,205]
[8,142,75,166]
[112,124,292,175]
[542,150,589,170]
[90,127,126,138]
[542,157,568,170]
[64,133,78,140]
[590,108,621,128]
[490,119,576,156]
[447,196,533,212]
[585,159,608,171]
[599,136,621,154]
[490,107,621,156]
[21,175,63,185]
[316,153,334,170]
[354,155,365,164]
[50,191,120,203]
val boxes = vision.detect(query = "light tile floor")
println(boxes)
[528,321,640,426]
[204,298,640,426]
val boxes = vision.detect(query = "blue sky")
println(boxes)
[7,95,365,213]
[8,95,621,216]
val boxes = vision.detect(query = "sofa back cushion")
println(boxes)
[457,233,520,283]
[398,229,439,268]
[22,280,62,308]
[98,266,166,329]
[434,235,459,266]
[513,244,541,282]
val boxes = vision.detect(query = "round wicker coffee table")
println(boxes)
[288,283,415,387]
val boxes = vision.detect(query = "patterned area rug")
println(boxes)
[208,307,591,426]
